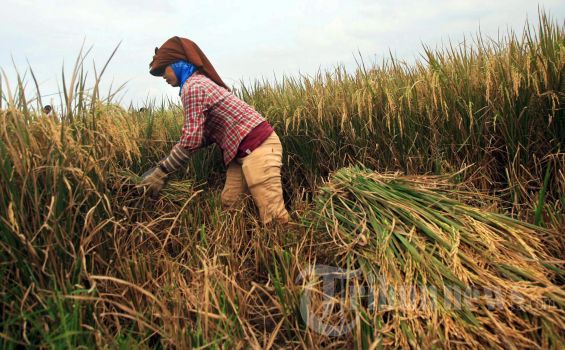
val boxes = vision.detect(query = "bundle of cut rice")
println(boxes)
[306,166,564,349]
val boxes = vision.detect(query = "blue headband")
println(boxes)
[170,60,197,95]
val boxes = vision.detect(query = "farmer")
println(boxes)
[43,105,52,115]
[141,36,290,225]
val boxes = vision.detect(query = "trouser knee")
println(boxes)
[221,190,238,208]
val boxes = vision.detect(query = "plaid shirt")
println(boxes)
[179,72,266,165]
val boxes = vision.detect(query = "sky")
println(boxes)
[1,0,564,108]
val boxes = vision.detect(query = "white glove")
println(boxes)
[139,166,168,199]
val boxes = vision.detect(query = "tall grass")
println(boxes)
[0,12,563,349]
[240,12,564,210]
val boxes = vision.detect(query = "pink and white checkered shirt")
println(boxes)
[178,72,266,165]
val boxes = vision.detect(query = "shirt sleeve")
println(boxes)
[178,82,210,150]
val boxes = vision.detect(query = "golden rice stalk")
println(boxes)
[306,166,564,348]
[112,169,194,205]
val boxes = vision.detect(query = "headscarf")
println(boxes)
[149,36,229,90]
[170,60,197,95]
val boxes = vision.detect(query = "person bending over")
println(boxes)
[141,36,290,225]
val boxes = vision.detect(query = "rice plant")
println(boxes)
[305,166,564,348]
[0,11,563,350]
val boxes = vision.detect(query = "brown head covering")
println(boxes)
[149,36,229,90]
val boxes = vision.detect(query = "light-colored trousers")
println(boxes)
[221,132,290,225]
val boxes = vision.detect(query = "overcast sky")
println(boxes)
[1,0,563,107]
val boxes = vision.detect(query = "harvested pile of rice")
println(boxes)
[305,166,564,349]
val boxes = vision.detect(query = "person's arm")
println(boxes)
[140,83,210,197]
[178,82,210,150]
[158,82,210,173]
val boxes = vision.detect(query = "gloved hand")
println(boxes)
[139,165,168,199]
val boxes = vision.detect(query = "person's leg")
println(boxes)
[241,132,290,225]
[221,161,248,208]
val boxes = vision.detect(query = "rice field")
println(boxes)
[0,12,563,349]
